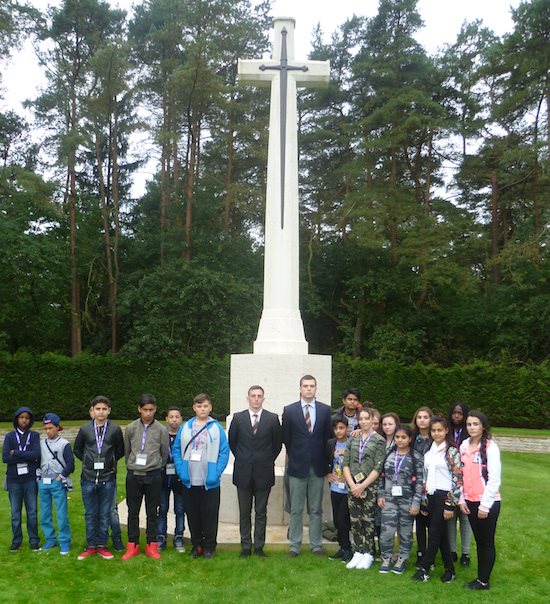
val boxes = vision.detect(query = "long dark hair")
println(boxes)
[411,406,433,440]
[467,410,491,482]
[430,415,455,450]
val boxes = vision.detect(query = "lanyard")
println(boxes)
[358,433,372,463]
[94,420,108,455]
[394,452,408,478]
[141,422,151,452]
[15,430,31,452]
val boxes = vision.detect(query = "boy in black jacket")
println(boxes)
[2,406,41,552]
[74,395,124,560]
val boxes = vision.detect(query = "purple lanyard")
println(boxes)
[454,428,462,443]
[358,433,372,463]
[394,453,407,478]
[15,431,31,452]
[94,420,108,455]
[141,423,150,452]
[192,422,204,450]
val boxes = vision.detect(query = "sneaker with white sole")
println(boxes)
[392,556,407,574]
[441,570,456,583]
[379,557,392,573]
[346,552,364,569]
[357,552,374,570]
[412,569,429,581]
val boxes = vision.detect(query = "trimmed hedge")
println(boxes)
[0,352,548,427]
[0,352,229,421]
[332,355,550,428]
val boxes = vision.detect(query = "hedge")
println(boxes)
[0,352,548,427]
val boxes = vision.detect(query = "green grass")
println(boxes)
[1,452,549,603]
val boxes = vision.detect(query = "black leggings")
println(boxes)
[466,500,500,584]
[423,491,454,573]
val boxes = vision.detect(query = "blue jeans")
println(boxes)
[8,479,39,547]
[81,478,116,547]
[158,480,185,541]
[39,479,71,548]
[109,486,122,543]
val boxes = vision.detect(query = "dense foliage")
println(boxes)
[0,1,548,369]
[0,353,548,427]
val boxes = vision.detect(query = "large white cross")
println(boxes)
[238,17,330,355]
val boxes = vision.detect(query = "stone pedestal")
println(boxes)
[219,352,332,526]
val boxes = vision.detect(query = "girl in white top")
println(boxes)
[459,411,501,591]
[412,415,462,584]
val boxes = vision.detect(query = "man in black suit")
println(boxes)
[228,385,282,558]
[282,374,332,557]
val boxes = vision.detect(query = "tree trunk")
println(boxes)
[491,171,500,285]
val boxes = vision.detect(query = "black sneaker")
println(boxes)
[9,544,21,553]
[203,550,215,559]
[412,569,429,582]
[191,546,204,558]
[30,543,41,551]
[112,540,124,552]
[460,554,470,566]
[441,570,456,583]
[329,548,344,560]
[341,550,353,563]
[465,579,490,590]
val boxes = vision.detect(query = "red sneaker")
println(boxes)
[145,542,161,560]
[77,548,97,560]
[96,547,114,560]
[121,542,140,560]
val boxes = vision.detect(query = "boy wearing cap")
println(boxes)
[39,413,75,555]
[74,396,124,560]
[2,406,41,552]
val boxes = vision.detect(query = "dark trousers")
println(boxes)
[182,485,220,552]
[237,482,271,551]
[330,490,351,552]
[466,500,500,583]
[415,512,429,557]
[126,470,162,544]
[423,491,455,573]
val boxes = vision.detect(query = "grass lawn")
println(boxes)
[1,451,549,603]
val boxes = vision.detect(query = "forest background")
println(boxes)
[0,0,548,423]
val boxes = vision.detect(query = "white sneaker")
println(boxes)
[357,552,374,570]
[346,552,364,569]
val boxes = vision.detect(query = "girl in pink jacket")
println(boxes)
[459,411,501,591]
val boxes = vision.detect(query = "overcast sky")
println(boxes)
[1,0,522,193]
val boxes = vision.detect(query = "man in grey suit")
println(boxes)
[282,375,332,557]
[228,385,282,558]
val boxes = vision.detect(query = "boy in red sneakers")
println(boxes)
[74,396,124,560]
[122,394,169,560]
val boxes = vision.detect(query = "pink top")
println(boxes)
[459,438,501,513]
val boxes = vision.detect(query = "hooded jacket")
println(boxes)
[2,407,41,483]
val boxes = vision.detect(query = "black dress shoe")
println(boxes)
[240,549,251,558]
[254,548,267,558]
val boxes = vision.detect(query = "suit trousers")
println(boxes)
[288,467,324,552]
[237,480,271,550]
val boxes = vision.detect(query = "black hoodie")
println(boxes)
[2,406,41,483]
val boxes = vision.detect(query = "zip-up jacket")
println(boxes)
[74,420,124,482]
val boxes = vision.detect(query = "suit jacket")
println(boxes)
[282,400,332,479]
[228,409,282,490]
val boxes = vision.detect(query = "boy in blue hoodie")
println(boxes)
[173,393,229,559]
[2,406,41,552]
